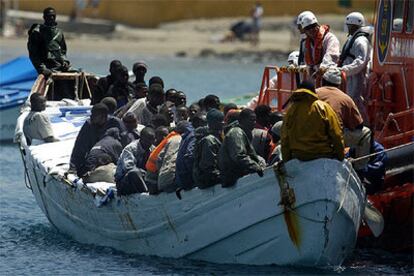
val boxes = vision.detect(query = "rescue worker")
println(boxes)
[27,7,71,77]
[317,67,371,170]
[338,12,371,121]
[296,11,313,67]
[281,81,344,162]
[300,12,340,80]
[132,61,148,86]
[83,127,123,183]
[23,93,59,146]
[115,127,155,195]
[193,109,224,189]
[120,112,140,148]
[219,108,265,187]
[92,60,122,104]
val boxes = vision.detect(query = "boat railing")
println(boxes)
[376,108,414,148]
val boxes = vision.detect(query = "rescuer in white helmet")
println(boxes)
[295,11,313,67]
[338,11,372,121]
[300,12,340,79]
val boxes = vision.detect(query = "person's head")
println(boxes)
[122,112,138,132]
[154,126,169,146]
[223,103,238,116]
[239,108,256,133]
[134,82,148,99]
[269,111,283,125]
[224,109,241,125]
[207,108,224,133]
[296,11,315,34]
[165,88,178,103]
[114,65,129,85]
[140,127,155,150]
[90,103,108,127]
[30,93,47,112]
[132,62,148,79]
[293,80,318,101]
[109,60,122,75]
[188,103,201,120]
[321,68,342,88]
[175,91,187,107]
[204,94,220,111]
[298,80,316,92]
[176,105,189,123]
[175,121,191,135]
[105,127,121,141]
[158,101,175,123]
[269,121,283,143]
[149,76,164,88]
[254,104,271,128]
[190,112,207,129]
[43,7,56,26]
[301,12,319,39]
[101,97,117,114]
[345,12,365,35]
[287,50,299,66]
[151,114,169,129]
[147,83,165,107]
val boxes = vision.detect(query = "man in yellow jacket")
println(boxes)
[281,81,344,162]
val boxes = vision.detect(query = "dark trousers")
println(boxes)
[116,168,148,196]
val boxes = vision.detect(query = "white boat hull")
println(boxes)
[0,105,20,141]
[24,139,364,266]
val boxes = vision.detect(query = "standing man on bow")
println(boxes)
[338,12,372,121]
[27,7,72,78]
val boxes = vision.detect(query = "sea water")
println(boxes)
[0,47,413,275]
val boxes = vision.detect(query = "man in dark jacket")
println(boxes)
[101,97,126,133]
[92,60,122,104]
[115,127,155,195]
[83,127,123,183]
[27,7,71,77]
[69,103,108,177]
[175,122,195,190]
[193,108,224,189]
[219,108,264,187]
[106,65,135,108]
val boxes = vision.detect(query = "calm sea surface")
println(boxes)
[0,43,413,275]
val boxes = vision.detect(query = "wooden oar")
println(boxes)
[363,201,384,237]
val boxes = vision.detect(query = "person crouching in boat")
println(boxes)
[82,127,123,183]
[300,12,340,82]
[27,7,74,78]
[115,127,155,196]
[23,93,59,146]
[316,68,371,170]
[337,12,372,122]
[281,81,344,162]
[193,108,225,189]
[219,108,266,187]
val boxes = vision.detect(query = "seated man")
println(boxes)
[23,93,58,145]
[83,127,123,183]
[120,112,140,148]
[268,121,283,165]
[252,105,272,159]
[100,97,126,133]
[92,60,122,104]
[132,61,148,86]
[317,68,371,170]
[175,121,195,190]
[106,65,135,108]
[69,103,109,177]
[115,127,155,196]
[281,81,344,162]
[219,108,265,187]
[193,109,224,189]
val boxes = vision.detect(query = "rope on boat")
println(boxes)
[349,141,414,163]
[18,147,32,190]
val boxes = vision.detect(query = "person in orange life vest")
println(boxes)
[300,12,340,80]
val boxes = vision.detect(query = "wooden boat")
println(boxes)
[14,72,366,267]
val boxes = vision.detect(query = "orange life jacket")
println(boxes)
[145,131,179,173]
[305,25,330,66]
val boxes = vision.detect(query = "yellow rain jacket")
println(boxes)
[281,88,344,162]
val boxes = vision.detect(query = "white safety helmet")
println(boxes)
[287,50,300,66]
[345,12,365,27]
[300,12,318,29]
[296,11,314,26]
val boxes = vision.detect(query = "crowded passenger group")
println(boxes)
[23,7,387,197]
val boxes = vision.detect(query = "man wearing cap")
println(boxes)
[281,81,344,162]
[299,12,340,79]
[338,12,371,121]
[317,68,371,170]
[193,109,224,189]
[132,62,148,86]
